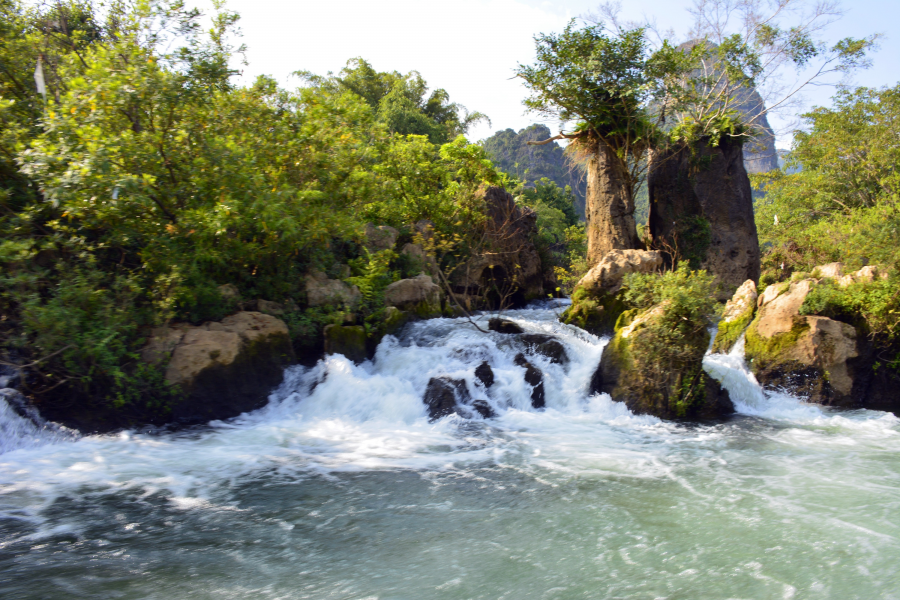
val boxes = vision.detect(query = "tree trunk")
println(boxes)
[585,141,641,265]
[648,137,760,298]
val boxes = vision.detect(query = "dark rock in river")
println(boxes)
[423,377,469,420]
[520,334,568,365]
[489,318,524,334]
[474,361,495,388]
[471,399,496,419]
[324,324,368,364]
[514,353,545,409]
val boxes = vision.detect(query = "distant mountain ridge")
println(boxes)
[481,124,587,218]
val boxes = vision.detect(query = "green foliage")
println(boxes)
[753,84,900,342]
[299,57,488,145]
[0,0,513,417]
[521,178,580,228]
[621,264,720,324]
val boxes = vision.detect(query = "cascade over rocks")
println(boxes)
[712,279,758,354]
[585,141,642,265]
[648,138,760,298]
[520,334,569,365]
[141,311,295,427]
[514,353,546,409]
[592,303,735,420]
[423,377,468,420]
[488,318,524,334]
[474,361,495,388]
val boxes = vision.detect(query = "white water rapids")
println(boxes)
[1,304,899,599]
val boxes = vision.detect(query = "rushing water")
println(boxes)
[1,305,900,599]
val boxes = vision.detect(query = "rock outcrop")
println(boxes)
[562,249,663,335]
[364,223,399,253]
[142,311,295,425]
[305,271,361,308]
[648,137,760,298]
[384,274,442,318]
[712,279,758,354]
[451,186,545,308]
[520,334,568,365]
[423,377,468,420]
[744,278,862,405]
[592,303,734,420]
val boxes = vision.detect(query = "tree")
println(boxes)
[300,58,489,144]
[516,23,686,264]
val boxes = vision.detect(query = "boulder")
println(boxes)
[255,299,285,316]
[364,223,399,253]
[488,318,524,334]
[423,376,468,420]
[593,303,735,420]
[217,283,240,302]
[577,249,664,296]
[384,274,442,317]
[474,361,495,388]
[712,279,758,354]
[562,249,663,336]
[745,279,862,405]
[142,311,295,425]
[305,271,361,308]
[514,353,545,408]
[520,334,569,365]
[323,324,368,364]
[383,306,411,336]
[400,243,440,282]
[648,137,760,298]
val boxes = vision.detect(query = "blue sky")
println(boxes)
[225,0,899,147]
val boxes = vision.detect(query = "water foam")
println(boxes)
[0,307,896,528]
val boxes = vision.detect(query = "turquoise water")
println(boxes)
[1,308,899,599]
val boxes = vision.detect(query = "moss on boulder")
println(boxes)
[712,279,758,354]
[562,286,628,336]
[591,302,734,420]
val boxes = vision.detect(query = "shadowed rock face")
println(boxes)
[648,137,760,298]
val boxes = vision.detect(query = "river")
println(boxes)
[1,304,899,599]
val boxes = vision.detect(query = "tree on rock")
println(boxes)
[517,23,667,264]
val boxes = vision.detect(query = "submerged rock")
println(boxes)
[595,303,734,420]
[324,324,368,364]
[474,361,495,388]
[520,334,569,365]
[488,318,524,334]
[514,353,545,409]
[471,399,496,419]
[712,279,758,354]
[423,377,468,420]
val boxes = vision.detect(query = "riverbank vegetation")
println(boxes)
[0,0,584,414]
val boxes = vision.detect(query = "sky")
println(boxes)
[223,0,899,148]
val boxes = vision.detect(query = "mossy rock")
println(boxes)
[562,286,628,336]
[324,324,367,364]
[711,303,755,354]
[591,302,734,420]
